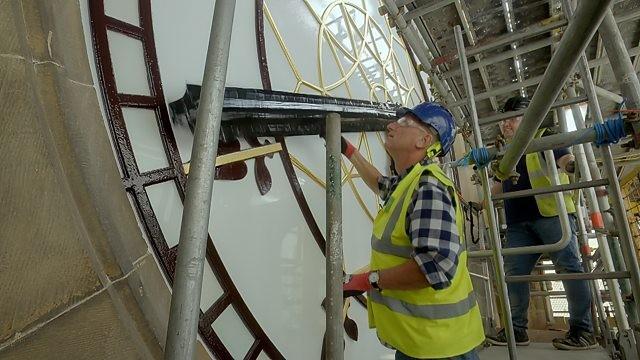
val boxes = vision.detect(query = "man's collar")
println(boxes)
[396,158,433,178]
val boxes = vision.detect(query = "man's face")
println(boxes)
[385,114,431,153]
[499,116,522,139]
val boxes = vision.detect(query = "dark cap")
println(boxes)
[502,96,530,112]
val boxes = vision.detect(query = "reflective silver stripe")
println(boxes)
[382,190,407,242]
[371,234,412,258]
[369,290,477,320]
[371,185,413,258]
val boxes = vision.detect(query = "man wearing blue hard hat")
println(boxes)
[338,102,485,359]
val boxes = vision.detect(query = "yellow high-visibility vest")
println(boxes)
[368,162,485,359]
[525,129,576,216]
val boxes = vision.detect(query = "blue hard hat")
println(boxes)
[397,102,457,156]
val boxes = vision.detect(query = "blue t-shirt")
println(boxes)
[502,148,569,225]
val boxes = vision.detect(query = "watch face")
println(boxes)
[369,271,379,283]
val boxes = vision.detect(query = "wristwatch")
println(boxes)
[368,271,382,291]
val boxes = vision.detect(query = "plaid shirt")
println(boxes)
[378,161,461,290]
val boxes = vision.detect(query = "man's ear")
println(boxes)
[415,132,430,149]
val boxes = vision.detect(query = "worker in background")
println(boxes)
[336,102,485,359]
[485,96,596,350]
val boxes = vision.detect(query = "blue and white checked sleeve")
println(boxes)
[378,175,399,202]
[408,174,461,290]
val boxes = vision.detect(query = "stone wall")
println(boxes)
[0,1,210,359]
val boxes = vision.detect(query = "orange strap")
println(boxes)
[580,244,592,256]
[590,212,604,229]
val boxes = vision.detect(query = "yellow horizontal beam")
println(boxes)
[183,143,283,175]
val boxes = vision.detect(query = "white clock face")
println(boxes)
[80,1,423,358]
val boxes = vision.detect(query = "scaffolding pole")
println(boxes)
[566,86,633,320]
[471,149,572,261]
[566,86,634,330]
[599,10,640,108]
[565,2,640,356]
[574,194,608,347]
[557,86,629,334]
[471,124,627,172]
[492,179,609,201]
[164,1,235,359]
[380,0,465,122]
[454,25,517,359]
[506,271,631,283]
[495,0,613,180]
[325,113,344,360]
[478,96,587,126]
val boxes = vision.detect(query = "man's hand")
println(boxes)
[343,272,371,298]
[565,160,576,174]
[469,201,483,211]
[319,129,356,159]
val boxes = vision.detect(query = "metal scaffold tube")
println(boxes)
[164,1,236,359]
[491,179,609,201]
[325,113,344,360]
[565,87,633,317]
[506,271,631,283]
[599,10,640,108]
[557,93,630,332]
[496,0,613,180]
[564,2,640,355]
[567,81,640,327]
[454,26,517,359]
[478,96,587,126]
[557,106,604,232]
[380,0,465,122]
[470,152,572,260]
[575,193,614,354]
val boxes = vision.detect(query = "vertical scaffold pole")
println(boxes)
[496,0,612,179]
[325,113,344,360]
[599,10,640,108]
[454,25,517,360]
[164,1,236,359]
[564,2,640,355]
[566,85,634,322]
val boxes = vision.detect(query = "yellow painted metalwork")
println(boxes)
[290,154,327,188]
[262,0,424,221]
[182,143,283,175]
[267,0,417,103]
[263,4,303,83]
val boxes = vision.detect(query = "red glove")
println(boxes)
[318,129,356,159]
[343,272,371,298]
[341,137,356,159]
